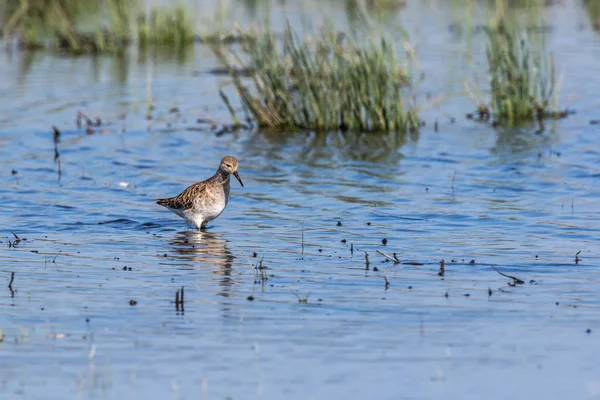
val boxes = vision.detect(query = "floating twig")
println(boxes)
[575,250,581,265]
[438,259,445,277]
[376,250,399,264]
[11,232,21,244]
[364,251,370,270]
[254,258,268,285]
[294,293,309,304]
[52,126,61,144]
[175,286,185,312]
[8,272,15,296]
[451,172,456,191]
[52,126,61,181]
[491,265,524,285]
[384,276,390,290]
[301,221,304,256]
[76,111,96,127]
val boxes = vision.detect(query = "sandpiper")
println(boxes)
[156,156,244,229]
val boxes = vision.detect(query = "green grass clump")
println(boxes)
[1,0,196,53]
[583,0,600,30]
[1,0,136,53]
[214,24,419,133]
[137,4,195,48]
[479,13,566,125]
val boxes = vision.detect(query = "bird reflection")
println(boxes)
[169,230,235,297]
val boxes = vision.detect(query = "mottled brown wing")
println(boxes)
[156,181,207,210]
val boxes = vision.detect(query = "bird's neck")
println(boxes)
[214,168,230,184]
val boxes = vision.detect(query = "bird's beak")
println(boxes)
[233,171,244,187]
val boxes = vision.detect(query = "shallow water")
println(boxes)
[2,1,600,399]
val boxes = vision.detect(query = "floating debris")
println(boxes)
[377,250,399,264]
[8,272,15,297]
[488,288,493,297]
[438,259,445,277]
[206,66,254,76]
[52,126,61,180]
[364,251,370,270]
[491,265,524,285]
[11,232,21,245]
[76,111,100,127]
[52,126,61,142]
[254,258,269,285]
[129,300,137,306]
[175,286,185,312]
[575,250,581,265]
[451,172,456,191]
[384,276,390,290]
[301,221,304,256]
[295,294,309,304]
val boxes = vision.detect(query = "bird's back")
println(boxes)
[156,180,209,210]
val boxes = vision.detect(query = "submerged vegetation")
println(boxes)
[214,24,419,133]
